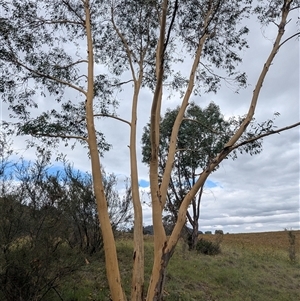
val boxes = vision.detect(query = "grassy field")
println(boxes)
[59,230,300,301]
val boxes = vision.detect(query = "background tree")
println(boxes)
[142,101,267,249]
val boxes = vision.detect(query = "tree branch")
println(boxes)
[32,133,87,141]
[224,2,292,149]
[163,0,178,54]
[31,18,84,27]
[62,0,85,23]
[278,32,300,48]
[16,60,87,96]
[53,59,88,69]
[232,121,300,150]
[159,6,212,209]
[94,114,131,126]
[111,6,137,82]
[110,79,134,87]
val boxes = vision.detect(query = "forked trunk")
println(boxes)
[146,247,174,301]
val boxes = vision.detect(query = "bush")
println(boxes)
[196,238,221,255]
[286,229,296,263]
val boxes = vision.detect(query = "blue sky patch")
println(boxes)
[205,179,218,188]
[139,179,150,188]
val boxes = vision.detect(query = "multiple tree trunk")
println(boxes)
[1,0,298,300]
[84,1,297,300]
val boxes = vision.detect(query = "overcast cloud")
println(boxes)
[1,6,299,234]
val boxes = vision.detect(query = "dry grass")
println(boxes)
[199,230,300,258]
[57,230,300,301]
[207,230,300,251]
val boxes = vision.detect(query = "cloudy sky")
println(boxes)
[1,4,299,234]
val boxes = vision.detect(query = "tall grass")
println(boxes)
[25,231,300,301]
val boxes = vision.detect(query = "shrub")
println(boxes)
[195,238,221,255]
[286,229,296,263]
[0,196,83,301]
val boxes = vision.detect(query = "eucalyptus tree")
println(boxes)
[141,101,266,249]
[144,1,298,299]
[1,1,299,301]
[0,1,126,300]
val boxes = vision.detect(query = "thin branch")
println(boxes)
[32,133,88,141]
[16,60,87,96]
[31,18,84,27]
[110,79,134,87]
[186,210,193,226]
[5,38,86,95]
[290,5,300,11]
[163,0,178,54]
[62,0,85,23]
[200,61,237,88]
[278,32,300,48]
[111,6,137,81]
[53,59,88,69]
[175,148,196,152]
[74,74,88,81]
[196,185,204,219]
[94,114,131,126]
[231,121,300,150]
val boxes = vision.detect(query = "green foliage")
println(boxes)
[175,0,254,94]
[141,100,280,251]
[0,151,82,300]
[0,193,83,301]
[195,238,222,255]
[0,1,298,298]
[0,0,274,153]
[0,0,117,154]
[141,102,234,226]
[142,102,232,168]
[0,145,132,300]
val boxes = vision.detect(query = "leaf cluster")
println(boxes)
[176,0,252,94]
[0,0,119,155]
